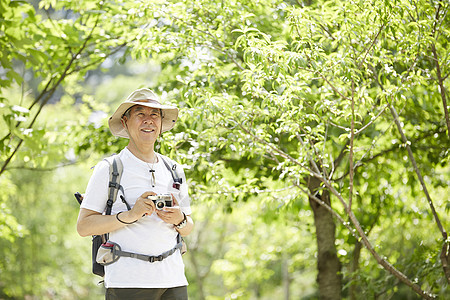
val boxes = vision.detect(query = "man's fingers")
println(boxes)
[171,194,179,206]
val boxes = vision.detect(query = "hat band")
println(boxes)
[133,99,160,105]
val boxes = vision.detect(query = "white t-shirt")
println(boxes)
[81,147,191,288]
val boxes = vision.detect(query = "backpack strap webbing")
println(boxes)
[109,234,183,263]
[160,156,183,190]
[100,155,124,244]
[105,155,124,215]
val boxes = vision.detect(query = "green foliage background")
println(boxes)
[0,0,449,299]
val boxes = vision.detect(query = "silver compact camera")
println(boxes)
[147,194,173,210]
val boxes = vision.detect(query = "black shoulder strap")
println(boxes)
[105,155,124,215]
[160,155,183,190]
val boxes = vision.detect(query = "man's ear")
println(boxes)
[121,117,127,129]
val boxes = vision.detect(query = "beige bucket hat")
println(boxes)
[108,88,178,138]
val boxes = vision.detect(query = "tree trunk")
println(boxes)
[350,241,362,300]
[308,176,342,299]
[283,253,291,300]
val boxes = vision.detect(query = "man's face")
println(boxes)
[123,105,161,144]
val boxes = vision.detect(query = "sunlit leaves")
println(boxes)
[156,0,450,297]
[0,204,24,242]
[0,0,448,298]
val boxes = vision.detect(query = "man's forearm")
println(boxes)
[77,208,137,237]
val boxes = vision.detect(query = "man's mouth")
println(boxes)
[141,128,155,133]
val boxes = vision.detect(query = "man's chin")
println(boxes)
[132,134,157,144]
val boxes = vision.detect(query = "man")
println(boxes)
[77,88,194,300]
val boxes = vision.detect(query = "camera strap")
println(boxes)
[160,156,182,190]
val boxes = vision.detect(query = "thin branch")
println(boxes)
[368,35,449,281]
[0,78,54,146]
[356,22,386,69]
[171,15,245,71]
[346,207,434,299]
[348,79,355,210]
[295,130,328,181]
[0,14,103,177]
[430,3,450,139]
[333,139,350,172]
[300,98,349,131]
[315,69,352,101]
[292,17,353,103]
[195,185,296,196]
[388,82,450,282]
[294,0,336,41]
[5,161,79,172]
[332,128,445,181]
[0,140,24,176]
[237,118,435,299]
[66,43,128,76]
[387,97,447,240]
[334,141,399,181]
[28,74,55,112]
[355,103,389,134]
[308,162,435,299]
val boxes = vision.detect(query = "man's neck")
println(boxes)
[126,144,157,163]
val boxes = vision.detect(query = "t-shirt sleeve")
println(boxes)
[80,160,110,213]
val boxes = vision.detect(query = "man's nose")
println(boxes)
[143,116,154,124]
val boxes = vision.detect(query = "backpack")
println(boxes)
[75,154,183,277]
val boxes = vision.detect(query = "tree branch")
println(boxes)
[356,22,386,69]
[387,96,448,256]
[0,14,103,177]
[5,161,79,172]
[430,3,450,139]
[236,117,436,299]
[171,15,245,71]
[294,181,356,238]
[348,79,356,210]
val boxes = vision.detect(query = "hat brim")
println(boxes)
[108,101,178,138]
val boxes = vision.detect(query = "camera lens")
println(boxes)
[156,200,165,210]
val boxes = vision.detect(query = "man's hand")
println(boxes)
[127,191,157,220]
[156,194,185,225]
